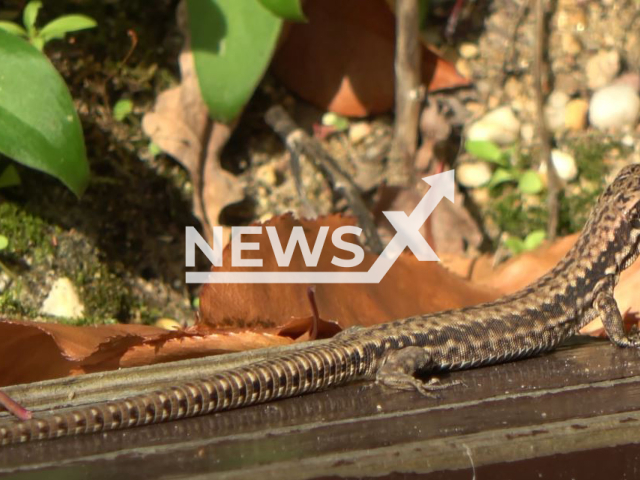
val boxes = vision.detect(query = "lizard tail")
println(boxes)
[1,342,371,445]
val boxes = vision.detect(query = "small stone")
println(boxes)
[549,149,579,181]
[561,33,582,56]
[564,98,589,131]
[465,102,484,115]
[255,163,278,186]
[456,162,492,188]
[589,84,640,131]
[521,123,536,144]
[586,50,620,90]
[544,91,570,132]
[40,277,85,319]
[459,42,479,59]
[622,134,635,148]
[455,58,472,79]
[467,106,521,145]
[504,77,522,99]
[348,121,372,144]
[614,73,640,92]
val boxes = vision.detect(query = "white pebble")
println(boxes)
[550,149,578,181]
[467,106,521,145]
[544,91,570,132]
[456,162,493,188]
[348,122,372,144]
[459,42,479,59]
[589,84,640,131]
[40,277,85,319]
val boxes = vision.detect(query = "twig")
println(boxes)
[0,389,31,420]
[306,286,319,341]
[386,0,423,187]
[533,0,558,240]
[265,105,384,254]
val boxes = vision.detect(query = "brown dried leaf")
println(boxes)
[0,320,291,387]
[142,41,244,240]
[466,233,640,336]
[199,214,498,330]
[271,0,470,117]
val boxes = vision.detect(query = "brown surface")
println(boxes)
[2,338,640,478]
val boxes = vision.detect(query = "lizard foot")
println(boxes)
[376,347,460,396]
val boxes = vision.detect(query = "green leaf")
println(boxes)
[504,237,525,255]
[0,30,90,196]
[39,15,97,43]
[186,0,283,122]
[23,1,42,32]
[0,21,28,37]
[0,165,21,188]
[487,167,515,189]
[322,112,349,132]
[113,98,133,121]
[523,229,546,251]
[30,35,44,51]
[518,170,543,194]
[465,140,505,164]
[258,0,307,21]
[0,235,7,251]
[148,142,162,157]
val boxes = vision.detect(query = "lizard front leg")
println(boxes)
[376,347,457,395]
[595,277,640,348]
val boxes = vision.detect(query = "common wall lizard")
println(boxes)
[3,164,640,446]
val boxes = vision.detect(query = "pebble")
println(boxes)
[564,98,589,131]
[459,42,479,59]
[466,106,521,145]
[544,91,570,132]
[547,149,579,181]
[40,277,85,319]
[586,50,620,90]
[456,162,493,188]
[455,58,472,79]
[561,33,582,56]
[521,123,536,144]
[589,83,640,131]
[348,121,372,144]
[255,163,278,186]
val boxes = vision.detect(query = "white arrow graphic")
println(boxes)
[187,170,455,284]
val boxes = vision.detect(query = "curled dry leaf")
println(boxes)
[0,319,292,387]
[142,42,244,241]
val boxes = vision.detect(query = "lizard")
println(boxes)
[3,163,640,446]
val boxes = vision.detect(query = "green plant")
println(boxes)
[186,0,306,123]
[0,1,96,51]
[464,140,543,195]
[503,229,546,255]
[0,165,20,189]
[0,19,90,196]
[0,233,15,279]
[113,98,134,122]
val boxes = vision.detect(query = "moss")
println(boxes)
[0,202,57,263]
[486,189,547,243]
[483,137,628,244]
